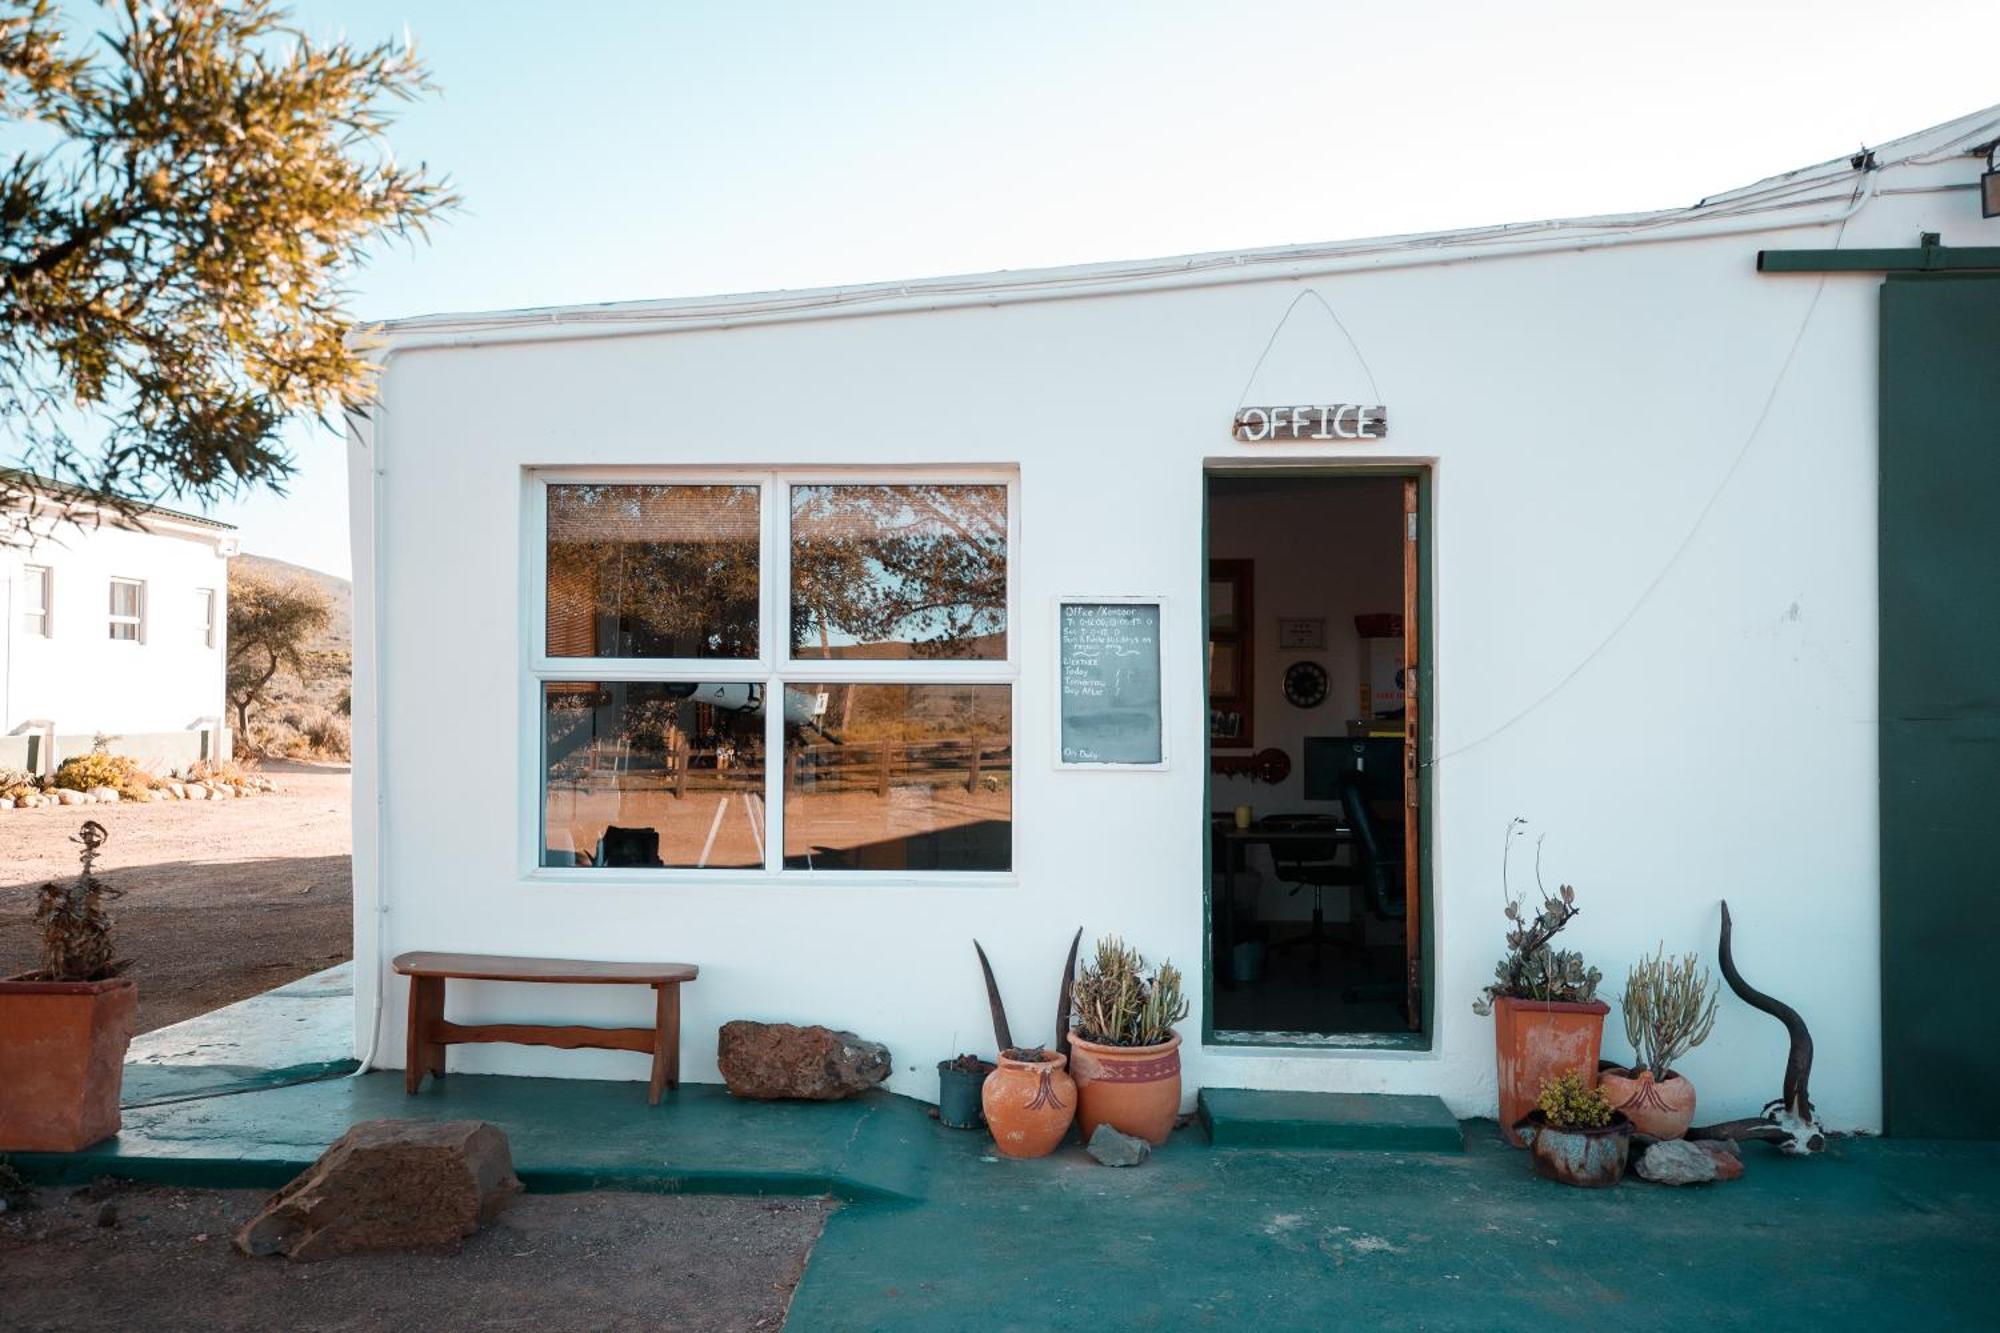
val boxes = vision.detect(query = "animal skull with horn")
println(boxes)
[1686,900,1826,1156]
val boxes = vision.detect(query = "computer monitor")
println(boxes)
[1303,735,1402,804]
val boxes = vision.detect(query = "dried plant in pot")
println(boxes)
[1473,821,1607,1147]
[1066,936,1189,1146]
[1515,1071,1632,1188]
[0,822,138,1152]
[1601,945,1718,1139]
[971,934,1081,1158]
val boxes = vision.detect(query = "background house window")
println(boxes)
[108,578,145,642]
[536,474,1015,875]
[196,588,216,647]
[21,565,51,636]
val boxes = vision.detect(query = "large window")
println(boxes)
[108,578,144,642]
[534,475,1014,876]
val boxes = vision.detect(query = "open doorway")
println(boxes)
[1207,471,1425,1040]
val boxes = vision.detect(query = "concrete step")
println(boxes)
[1197,1087,1464,1152]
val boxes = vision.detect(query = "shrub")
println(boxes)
[299,707,351,759]
[0,767,39,802]
[189,757,256,786]
[52,752,151,795]
[1537,1072,1613,1130]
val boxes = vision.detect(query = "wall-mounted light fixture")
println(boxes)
[1984,145,2000,220]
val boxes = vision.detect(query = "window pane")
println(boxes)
[790,484,1006,660]
[546,484,759,659]
[24,567,47,614]
[110,581,140,617]
[782,683,1010,871]
[541,681,768,869]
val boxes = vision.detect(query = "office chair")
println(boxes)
[1264,813,1359,973]
[1336,771,1407,1006]
[597,825,665,868]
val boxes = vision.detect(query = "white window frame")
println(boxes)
[21,564,51,637]
[196,587,216,648]
[524,466,1020,886]
[108,577,145,643]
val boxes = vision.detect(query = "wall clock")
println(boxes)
[1283,660,1329,709]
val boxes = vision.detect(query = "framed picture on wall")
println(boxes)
[1208,558,1253,749]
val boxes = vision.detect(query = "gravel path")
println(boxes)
[0,1181,828,1332]
[0,760,351,1033]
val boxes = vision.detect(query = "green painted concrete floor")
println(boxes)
[13,1071,2000,1331]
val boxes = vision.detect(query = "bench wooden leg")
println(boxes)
[649,982,681,1105]
[405,975,446,1093]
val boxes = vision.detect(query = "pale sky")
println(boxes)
[201,0,1998,576]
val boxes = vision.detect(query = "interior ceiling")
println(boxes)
[1208,474,1401,501]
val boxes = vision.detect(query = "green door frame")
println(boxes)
[1200,464,1435,1052]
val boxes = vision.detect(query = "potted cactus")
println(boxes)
[0,822,137,1152]
[1600,944,1718,1139]
[1474,821,1605,1147]
[1515,1071,1632,1188]
[1066,936,1189,1146]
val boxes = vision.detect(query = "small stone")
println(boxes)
[185,784,209,800]
[235,1120,520,1261]
[0,798,12,809]
[716,1020,891,1100]
[96,1202,118,1228]
[1696,1140,1745,1180]
[89,786,120,803]
[55,788,83,806]
[1634,1137,1720,1185]
[1086,1123,1151,1167]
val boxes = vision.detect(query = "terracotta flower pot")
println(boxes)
[1491,995,1609,1148]
[981,1049,1076,1159]
[0,976,136,1152]
[1515,1110,1632,1188]
[1067,1031,1182,1146]
[1598,1067,1698,1140]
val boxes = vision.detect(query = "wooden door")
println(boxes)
[1401,478,1422,1029]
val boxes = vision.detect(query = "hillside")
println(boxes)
[233,553,351,655]
[230,553,352,752]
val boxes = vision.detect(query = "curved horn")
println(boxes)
[1717,900,1815,1118]
[1686,1116,1793,1145]
[1054,927,1082,1061]
[974,940,1013,1053]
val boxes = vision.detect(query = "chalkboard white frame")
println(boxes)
[1052,595,1169,771]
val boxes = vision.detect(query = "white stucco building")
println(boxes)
[349,106,2000,1138]
[2,482,235,775]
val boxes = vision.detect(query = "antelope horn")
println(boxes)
[1054,927,1082,1062]
[974,939,1013,1053]
[1716,900,1816,1120]
[1685,1116,1793,1145]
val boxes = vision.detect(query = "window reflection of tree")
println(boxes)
[547,485,760,659]
[790,485,1006,661]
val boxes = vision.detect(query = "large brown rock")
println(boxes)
[235,1119,521,1261]
[717,1020,891,1100]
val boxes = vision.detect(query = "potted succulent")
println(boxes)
[1474,821,1605,1147]
[1600,944,1718,1139]
[0,822,136,1152]
[1515,1071,1633,1188]
[936,1053,995,1130]
[1066,936,1189,1146]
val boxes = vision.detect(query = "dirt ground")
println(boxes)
[0,759,352,1032]
[0,1181,828,1332]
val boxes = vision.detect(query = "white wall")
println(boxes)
[353,150,1999,1131]
[2,518,231,769]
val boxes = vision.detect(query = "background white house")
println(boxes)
[2,477,236,775]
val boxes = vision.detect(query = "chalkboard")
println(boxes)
[1058,600,1164,766]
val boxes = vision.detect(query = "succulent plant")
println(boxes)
[1536,1071,1613,1130]
[1473,819,1602,1015]
[1621,944,1718,1079]
[1071,935,1188,1047]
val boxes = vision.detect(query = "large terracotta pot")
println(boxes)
[1067,1031,1182,1146]
[982,1049,1076,1159]
[1492,995,1609,1148]
[0,976,136,1152]
[1515,1110,1632,1188]
[1598,1067,1698,1140]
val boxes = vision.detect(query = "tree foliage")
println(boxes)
[1,0,453,513]
[226,566,330,734]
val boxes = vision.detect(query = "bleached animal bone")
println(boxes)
[1686,901,1826,1155]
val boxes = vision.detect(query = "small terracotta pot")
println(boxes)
[1598,1067,1697,1140]
[1067,1031,1182,1146]
[1491,995,1609,1148]
[1515,1110,1632,1188]
[0,976,136,1152]
[982,1049,1076,1159]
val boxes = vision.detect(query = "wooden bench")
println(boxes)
[391,952,698,1105]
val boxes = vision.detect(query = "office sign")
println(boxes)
[1233,404,1388,442]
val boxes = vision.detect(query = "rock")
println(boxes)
[89,786,120,803]
[0,798,12,810]
[1086,1123,1151,1167]
[1634,1137,1720,1185]
[235,1120,521,1261]
[1696,1139,1745,1180]
[55,788,82,806]
[185,784,209,800]
[716,1020,891,1100]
